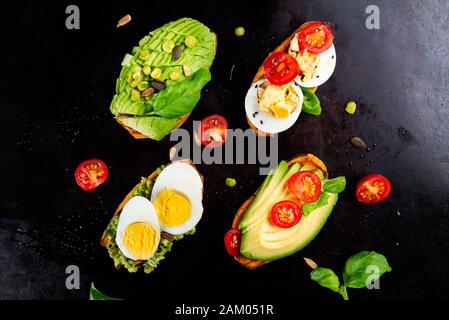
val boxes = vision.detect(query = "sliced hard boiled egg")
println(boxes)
[115,196,161,261]
[245,79,303,134]
[151,163,203,235]
[294,44,336,88]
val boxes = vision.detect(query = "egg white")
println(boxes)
[151,163,203,235]
[115,196,161,261]
[295,44,336,88]
[245,79,304,134]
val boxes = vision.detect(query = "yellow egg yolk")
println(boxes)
[123,222,157,260]
[153,189,191,227]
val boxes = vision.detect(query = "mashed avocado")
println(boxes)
[101,166,196,274]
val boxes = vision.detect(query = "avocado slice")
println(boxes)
[240,193,337,261]
[239,163,338,261]
[238,161,296,231]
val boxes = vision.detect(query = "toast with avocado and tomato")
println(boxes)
[110,18,217,141]
[101,160,204,274]
[225,154,346,270]
[245,22,336,136]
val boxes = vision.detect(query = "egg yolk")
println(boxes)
[153,189,191,227]
[123,222,157,260]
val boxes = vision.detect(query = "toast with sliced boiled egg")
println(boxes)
[101,161,204,273]
[245,22,336,136]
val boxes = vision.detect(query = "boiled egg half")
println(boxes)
[151,163,203,235]
[115,196,161,261]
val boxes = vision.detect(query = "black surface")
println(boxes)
[2,0,449,300]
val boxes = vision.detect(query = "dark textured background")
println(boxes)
[2,0,449,300]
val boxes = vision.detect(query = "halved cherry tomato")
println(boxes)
[263,52,300,86]
[224,228,241,256]
[271,200,302,228]
[74,159,108,191]
[297,22,334,54]
[198,114,228,148]
[356,174,391,205]
[288,171,322,203]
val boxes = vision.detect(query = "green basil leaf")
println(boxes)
[302,193,329,216]
[301,87,321,116]
[152,68,211,118]
[310,267,340,292]
[323,176,346,194]
[89,283,121,300]
[343,251,392,289]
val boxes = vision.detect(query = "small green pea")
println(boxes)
[143,65,152,76]
[137,81,149,91]
[162,40,175,53]
[130,89,140,102]
[185,35,197,48]
[345,101,357,114]
[150,67,162,79]
[169,71,181,81]
[226,178,237,187]
[234,26,245,37]
[139,50,150,60]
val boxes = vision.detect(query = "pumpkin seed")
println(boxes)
[141,87,155,97]
[116,14,131,28]
[303,257,318,270]
[182,64,191,77]
[351,136,367,149]
[161,232,174,241]
[151,80,166,91]
[172,45,183,61]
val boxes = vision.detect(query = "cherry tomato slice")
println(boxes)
[263,52,300,86]
[224,228,241,256]
[288,171,322,203]
[74,159,108,191]
[356,174,391,205]
[198,114,228,148]
[271,200,302,228]
[297,22,334,54]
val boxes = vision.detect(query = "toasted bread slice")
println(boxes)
[248,23,318,136]
[116,33,218,140]
[231,154,328,270]
[101,159,203,248]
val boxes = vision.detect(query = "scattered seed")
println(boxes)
[161,232,174,241]
[151,80,166,91]
[182,64,191,77]
[332,55,335,59]
[116,14,131,28]
[303,257,318,269]
[141,87,156,97]
[260,120,264,125]
[351,136,367,149]
[172,45,183,62]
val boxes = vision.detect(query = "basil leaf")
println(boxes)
[152,68,211,118]
[302,193,329,216]
[301,87,321,116]
[89,283,121,300]
[323,176,346,194]
[310,267,341,292]
[343,251,392,289]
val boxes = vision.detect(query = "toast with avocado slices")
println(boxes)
[110,18,217,140]
[228,154,345,270]
[246,22,336,136]
[101,160,204,274]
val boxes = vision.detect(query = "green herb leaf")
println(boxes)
[310,267,341,292]
[323,176,346,194]
[152,68,211,118]
[301,87,321,116]
[302,193,329,216]
[342,251,392,289]
[89,283,121,300]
